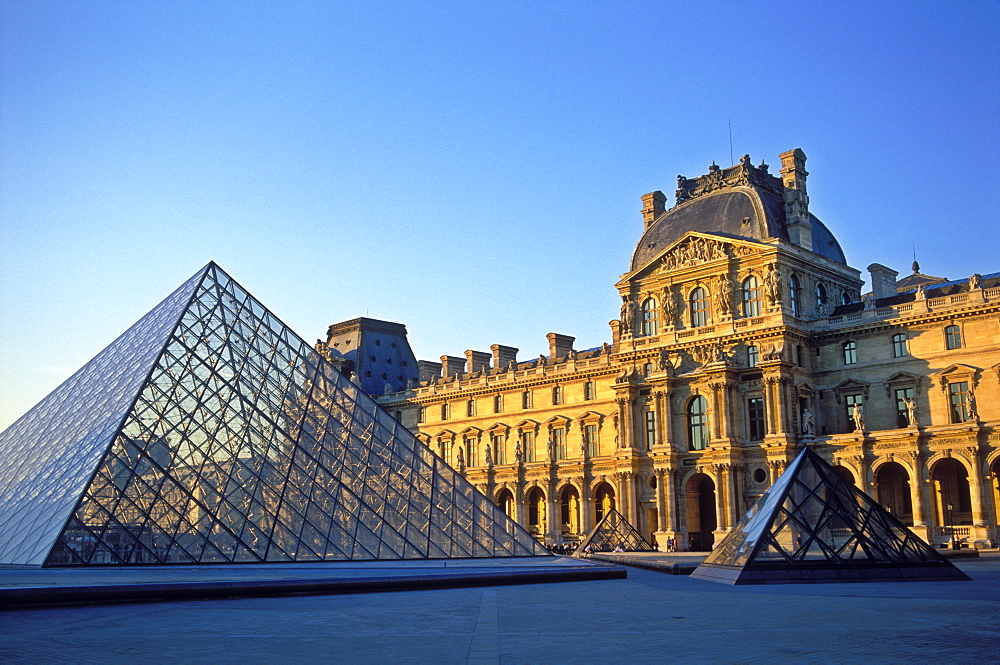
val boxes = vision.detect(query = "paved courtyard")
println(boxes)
[1,554,998,664]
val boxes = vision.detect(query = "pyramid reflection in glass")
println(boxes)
[0,263,548,566]
[575,508,654,554]
[691,447,969,584]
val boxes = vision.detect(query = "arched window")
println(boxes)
[688,395,708,451]
[789,274,801,317]
[741,276,762,317]
[641,297,659,336]
[690,287,709,327]
[747,344,758,368]
[816,283,828,311]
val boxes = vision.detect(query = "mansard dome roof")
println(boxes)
[630,157,846,271]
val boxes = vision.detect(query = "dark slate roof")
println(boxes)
[630,188,846,271]
[832,270,999,315]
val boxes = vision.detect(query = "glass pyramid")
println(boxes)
[690,447,969,584]
[575,508,654,554]
[0,263,549,566]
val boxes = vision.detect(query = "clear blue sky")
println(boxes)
[2,1,998,430]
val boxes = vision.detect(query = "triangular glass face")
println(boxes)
[693,448,969,583]
[576,508,654,553]
[0,263,548,565]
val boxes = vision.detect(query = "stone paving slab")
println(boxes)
[0,556,996,663]
[0,557,627,608]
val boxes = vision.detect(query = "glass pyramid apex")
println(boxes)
[0,263,549,566]
[691,447,969,584]
[576,508,654,554]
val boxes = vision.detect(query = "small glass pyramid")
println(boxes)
[0,263,549,566]
[691,447,969,584]
[575,508,654,554]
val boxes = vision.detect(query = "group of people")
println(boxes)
[547,542,578,555]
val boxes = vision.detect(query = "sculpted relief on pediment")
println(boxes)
[658,235,755,273]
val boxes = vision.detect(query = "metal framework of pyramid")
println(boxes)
[574,508,654,554]
[0,263,549,566]
[691,447,969,584]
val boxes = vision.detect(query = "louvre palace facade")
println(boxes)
[321,149,1000,552]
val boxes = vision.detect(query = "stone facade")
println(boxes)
[360,149,999,552]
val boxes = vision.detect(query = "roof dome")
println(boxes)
[630,153,847,271]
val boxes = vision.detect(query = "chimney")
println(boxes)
[641,191,667,229]
[779,148,812,251]
[440,355,466,378]
[867,263,899,300]
[546,333,575,359]
[465,350,491,374]
[491,344,519,369]
[417,360,442,382]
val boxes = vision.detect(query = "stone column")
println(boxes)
[514,481,526,528]
[653,390,666,446]
[710,383,723,441]
[727,464,740,527]
[714,466,727,530]
[580,479,593,533]
[546,481,559,543]
[655,469,667,531]
[909,452,928,527]
[967,450,988,527]
[616,398,630,449]
[665,469,679,533]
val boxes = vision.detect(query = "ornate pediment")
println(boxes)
[657,234,757,273]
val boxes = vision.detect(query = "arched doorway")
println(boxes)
[525,486,546,537]
[931,458,972,526]
[559,485,581,538]
[833,465,856,486]
[593,482,616,524]
[874,462,913,525]
[495,488,515,521]
[685,473,717,551]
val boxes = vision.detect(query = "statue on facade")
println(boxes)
[764,264,782,306]
[969,273,983,290]
[508,359,518,372]
[546,438,555,461]
[852,403,866,432]
[620,297,635,334]
[456,447,465,472]
[661,287,678,326]
[514,442,523,463]
[903,396,919,428]
[862,293,876,310]
[967,391,979,421]
[485,444,493,466]
[801,408,815,436]
[716,274,733,317]
[538,354,546,367]
[657,348,673,372]
[915,284,927,300]
[383,381,394,395]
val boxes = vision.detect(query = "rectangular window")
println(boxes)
[521,431,535,462]
[949,382,969,423]
[492,433,505,465]
[417,407,425,424]
[553,427,566,460]
[584,381,596,400]
[584,424,598,457]
[894,387,914,428]
[843,341,857,365]
[747,397,766,441]
[466,399,476,417]
[552,386,563,405]
[493,394,503,413]
[644,409,656,449]
[441,403,450,420]
[845,394,863,432]
[464,436,477,467]
[945,325,962,350]
[892,333,909,358]
[522,391,532,409]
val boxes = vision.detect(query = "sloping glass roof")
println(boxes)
[0,263,548,566]
[576,508,654,553]
[691,448,969,584]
